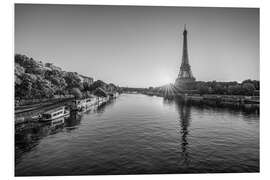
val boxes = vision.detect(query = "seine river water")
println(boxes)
[15,94,259,176]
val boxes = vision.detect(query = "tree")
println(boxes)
[15,54,40,74]
[31,76,55,98]
[228,84,242,95]
[17,73,37,98]
[242,83,255,96]
[253,80,260,90]
[82,81,91,91]
[15,63,25,85]
[88,80,107,91]
[70,88,82,99]
[107,83,117,92]
[15,63,25,76]
[213,84,226,94]
[242,79,259,90]
[64,72,83,90]
[242,79,253,84]
[198,84,209,95]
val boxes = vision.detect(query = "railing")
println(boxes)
[15,95,75,107]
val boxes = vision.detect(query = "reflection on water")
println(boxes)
[15,94,259,176]
[65,112,82,131]
[95,99,116,114]
[15,114,82,165]
[176,102,191,167]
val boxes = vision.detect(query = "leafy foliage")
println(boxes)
[70,88,83,99]
[15,54,119,100]
[64,72,82,90]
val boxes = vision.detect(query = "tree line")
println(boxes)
[152,79,259,96]
[194,80,259,96]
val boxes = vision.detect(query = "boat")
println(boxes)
[50,116,65,126]
[40,106,67,122]
[63,107,70,119]
[71,97,99,111]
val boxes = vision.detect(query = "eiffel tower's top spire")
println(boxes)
[181,25,189,67]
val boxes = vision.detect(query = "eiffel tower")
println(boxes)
[175,25,196,89]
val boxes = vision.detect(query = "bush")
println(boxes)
[70,88,83,99]
[242,83,255,96]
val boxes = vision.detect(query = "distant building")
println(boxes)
[175,25,196,90]
[79,75,94,85]
[36,61,44,68]
[45,63,62,71]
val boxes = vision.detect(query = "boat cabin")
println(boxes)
[41,106,66,121]
[71,97,98,110]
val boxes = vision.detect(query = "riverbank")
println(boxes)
[142,91,259,113]
[15,92,120,125]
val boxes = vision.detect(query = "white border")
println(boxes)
[12,0,260,7]
[1,0,269,180]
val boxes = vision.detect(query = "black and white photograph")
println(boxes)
[12,2,261,177]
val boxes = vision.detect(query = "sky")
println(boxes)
[15,4,259,88]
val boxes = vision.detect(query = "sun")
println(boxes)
[159,75,174,85]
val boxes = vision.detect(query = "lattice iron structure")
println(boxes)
[175,25,196,87]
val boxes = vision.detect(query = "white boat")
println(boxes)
[50,116,65,126]
[40,106,66,122]
[63,107,70,119]
[71,97,98,111]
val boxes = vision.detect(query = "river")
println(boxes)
[15,94,259,176]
